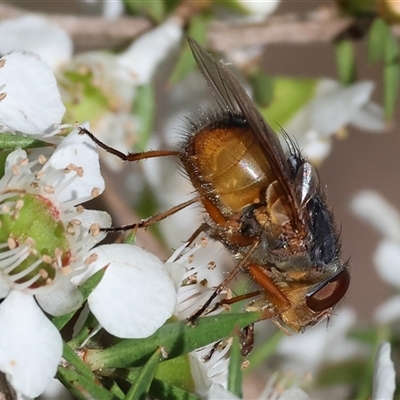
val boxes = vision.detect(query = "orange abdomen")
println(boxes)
[181,119,276,215]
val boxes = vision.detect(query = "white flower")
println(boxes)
[166,240,231,397]
[73,243,177,339]
[0,125,109,398]
[208,374,310,400]
[0,51,65,136]
[372,342,396,400]
[284,79,384,162]
[116,18,183,85]
[63,18,183,171]
[0,126,110,397]
[237,0,280,20]
[0,15,72,71]
[351,190,400,323]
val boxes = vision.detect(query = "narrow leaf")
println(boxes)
[0,133,48,150]
[150,378,201,400]
[368,18,387,64]
[125,349,161,400]
[61,341,95,380]
[228,327,243,397]
[134,84,155,151]
[85,312,261,370]
[335,39,356,85]
[57,366,120,400]
[383,29,400,120]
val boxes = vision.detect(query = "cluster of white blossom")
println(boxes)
[0,1,396,398]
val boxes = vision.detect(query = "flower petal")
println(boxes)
[0,52,65,135]
[208,384,240,400]
[374,239,400,287]
[117,19,182,85]
[237,0,280,18]
[351,190,400,242]
[0,291,62,398]
[374,295,400,324]
[372,342,395,400]
[87,244,176,338]
[0,15,72,71]
[311,81,374,136]
[36,279,83,316]
[44,125,105,204]
[351,101,385,132]
[0,276,10,299]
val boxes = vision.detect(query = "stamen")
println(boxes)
[12,272,42,291]
[6,258,42,281]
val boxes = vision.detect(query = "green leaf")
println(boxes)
[125,367,201,400]
[150,378,201,400]
[52,268,105,330]
[368,19,387,63]
[85,312,261,370]
[249,69,274,107]
[68,311,100,350]
[125,349,161,400]
[261,77,318,130]
[228,328,243,398]
[0,134,49,150]
[335,39,356,85]
[124,0,165,22]
[383,29,400,120]
[57,366,120,400]
[169,15,210,85]
[134,84,155,151]
[155,355,194,392]
[61,341,97,380]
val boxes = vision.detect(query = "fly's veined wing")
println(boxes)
[187,37,304,232]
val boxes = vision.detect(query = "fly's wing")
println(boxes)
[187,37,304,233]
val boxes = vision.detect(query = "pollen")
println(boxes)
[44,185,55,194]
[0,92,6,101]
[35,170,45,180]
[89,223,100,237]
[41,254,53,264]
[12,165,20,175]
[91,187,100,198]
[39,269,49,279]
[7,237,16,249]
[38,155,47,165]
[207,261,216,270]
[14,199,24,211]
[84,253,98,265]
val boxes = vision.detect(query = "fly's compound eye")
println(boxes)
[306,268,350,312]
